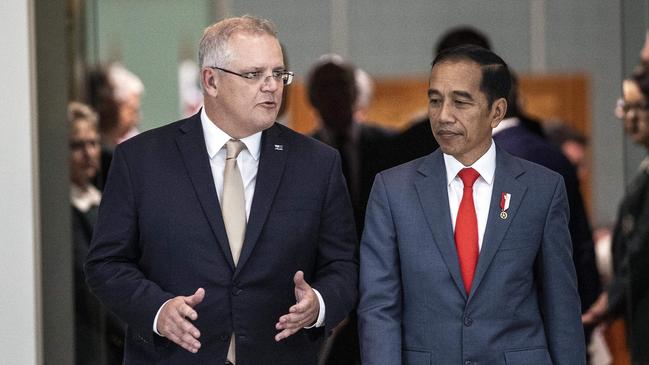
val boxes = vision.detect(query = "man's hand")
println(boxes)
[582,292,608,326]
[275,271,319,342]
[157,288,205,353]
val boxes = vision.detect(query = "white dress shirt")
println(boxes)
[153,109,324,335]
[443,140,497,251]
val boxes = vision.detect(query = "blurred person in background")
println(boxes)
[545,120,590,183]
[86,63,144,189]
[492,73,601,352]
[307,56,392,365]
[68,101,124,364]
[583,65,649,365]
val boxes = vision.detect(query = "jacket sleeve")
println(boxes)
[537,176,586,365]
[357,173,403,365]
[84,145,174,337]
[310,151,359,334]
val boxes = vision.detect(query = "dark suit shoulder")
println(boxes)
[493,126,575,180]
[360,123,395,140]
[275,123,339,154]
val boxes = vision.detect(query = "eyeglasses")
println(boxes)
[210,66,294,85]
[617,98,649,115]
[70,139,100,151]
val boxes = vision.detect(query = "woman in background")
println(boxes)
[583,65,649,365]
[69,101,124,364]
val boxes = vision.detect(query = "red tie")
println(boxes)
[455,167,480,294]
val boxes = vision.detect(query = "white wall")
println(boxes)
[0,0,41,364]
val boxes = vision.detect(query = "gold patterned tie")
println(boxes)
[222,139,247,265]
[222,139,246,364]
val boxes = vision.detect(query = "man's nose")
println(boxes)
[260,74,281,92]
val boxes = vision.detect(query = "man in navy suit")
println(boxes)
[358,45,585,364]
[492,75,601,335]
[85,16,357,365]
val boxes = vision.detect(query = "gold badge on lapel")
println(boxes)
[500,192,511,220]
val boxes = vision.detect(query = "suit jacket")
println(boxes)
[389,117,440,168]
[358,146,585,365]
[312,123,394,239]
[493,125,601,313]
[72,205,124,365]
[84,113,358,364]
[608,157,649,362]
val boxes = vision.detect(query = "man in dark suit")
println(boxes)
[309,58,393,240]
[492,75,601,327]
[307,58,392,365]
[85,16,357,365]
[358,45,585,364]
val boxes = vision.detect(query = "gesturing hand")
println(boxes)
[157,288,205,353]
[275,271,319,342]
[582,292,608,326]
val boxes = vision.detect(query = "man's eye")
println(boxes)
[242,71,261,79]
[455,100,470,107]
[272,70,284,78]
[429,98,441,106]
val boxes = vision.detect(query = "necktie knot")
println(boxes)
[458,167,480,189]
[226,139,245,160]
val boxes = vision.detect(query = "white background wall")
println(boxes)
[0,0,40,364]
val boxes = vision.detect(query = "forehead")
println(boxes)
[227,31,283,67]
[623,79,644,101]
[429,59,483,94]
[71,119,98,136]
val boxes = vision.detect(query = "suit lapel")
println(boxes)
[234,124,287,277]
[470,147,527,298]
[415,151,467,298]
[175,114,235,270]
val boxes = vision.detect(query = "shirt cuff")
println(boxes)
[304,288,325,328]
[153,299,173,336]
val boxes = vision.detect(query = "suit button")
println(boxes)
[232,287,242,296]
[219,334,229,342]
[465,361,473,365]
[464,316,473,326]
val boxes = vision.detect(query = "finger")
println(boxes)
[166,331,201,353]
[178,303,198,321]
[293,271,308,289]
[275,327,299,342]
[276,312,312,330]
[179,319,201,339]
[289,299,311,313]
[185,287,205,307]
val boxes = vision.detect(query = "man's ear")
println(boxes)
[490,98,507,128]
[202,68,218,97]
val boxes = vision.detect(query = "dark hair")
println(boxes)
[432,44,511,107]
[435,26,492,55]
[545,121,588,147]
[306,60,357,109]
[86,65,119,135]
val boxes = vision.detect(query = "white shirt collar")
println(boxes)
[70,183,102,212]
[443,140,497,186]
[200,108,262,160]
[492,117,520,135]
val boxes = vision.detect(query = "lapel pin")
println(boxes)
[274,144,284,151]
[500,192,511,220]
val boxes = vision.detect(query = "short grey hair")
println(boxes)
[199,15,278,70]
[108,63,144,102]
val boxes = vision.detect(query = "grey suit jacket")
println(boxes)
[358,145,585,365]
